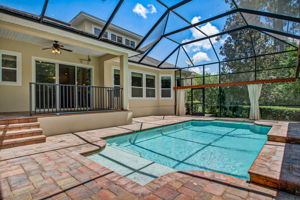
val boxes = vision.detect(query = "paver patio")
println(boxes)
[0,116,299,199]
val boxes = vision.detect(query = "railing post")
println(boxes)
[29,83,32,116]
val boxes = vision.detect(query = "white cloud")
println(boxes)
[191,16,201,24]
[191,52,211,64]
[133,3,157,19]
[148,4,157,13]
[182,16,220,52]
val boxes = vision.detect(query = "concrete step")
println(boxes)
[0,128,43,140]
[0,135,46,149]
[249,141,300,195]
[0,122,40,131]
[268,122,300,144]
[0,117,38,125]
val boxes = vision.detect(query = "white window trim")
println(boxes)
[0,50,22,86]
[129,69,157,100]
[160,74,173,99]
[112,66,120,87]
[32,57,94,85]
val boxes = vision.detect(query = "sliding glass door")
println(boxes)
[35,60,92,111]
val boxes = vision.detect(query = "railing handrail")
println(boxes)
[29,82,123,116]
[30,82,123,89]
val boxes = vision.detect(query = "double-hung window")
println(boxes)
[130,41,135,48]
[146,75,155,98]
[93,27,101,36]
[131,72,143,98]
[113,69,120,87]
[0,51,21,85]
[111,34,117,42]
[117,36,123,44]
[161,75,172,98]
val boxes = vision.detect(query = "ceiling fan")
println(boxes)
[42,41,72,54]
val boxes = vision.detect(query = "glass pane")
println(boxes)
[146,75,155,88]
[243,13,300,37]
[161,76,171,88]
[0,0,45,15]
[132,88,143,97]
[77,67,91,85]
[110,0,167,38]
[114,69,120,86]
[132,72,143,87]
[59,64,75,85]
[2,69,16,82]
[141,38,178,66]
[45,0,120,23]
[161,89,171,97]
[237,0,300,18]
[146,88,155,97]
[160,48,179,68]
[2,54,17,68]
[36,61,56,83]
[174,0,234,22]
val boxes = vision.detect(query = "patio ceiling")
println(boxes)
[0,0,299,69]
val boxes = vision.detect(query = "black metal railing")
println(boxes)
[29,82,123,115]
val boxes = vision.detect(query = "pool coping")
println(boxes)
[76,116,299,195]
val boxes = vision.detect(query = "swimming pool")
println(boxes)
[88,120,271,181]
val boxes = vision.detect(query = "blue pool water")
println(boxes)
[105,121,271,180]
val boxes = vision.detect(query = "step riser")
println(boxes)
[0,118,38,125]
[0,130,43,140]
[0,123,40,131]
[0,136,46,149]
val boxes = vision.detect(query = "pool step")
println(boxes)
[249,141,300,195]
[87,146,174,185]
[267,122,300,144]
[0,117,45,149]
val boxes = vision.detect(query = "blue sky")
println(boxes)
[0,0,235,72]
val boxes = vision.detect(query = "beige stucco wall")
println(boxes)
[0,37,175,117]
[0,38,101,112]
[39,111,132,136]
[103,60,176,117]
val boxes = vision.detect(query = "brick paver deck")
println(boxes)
[0,116,299,199]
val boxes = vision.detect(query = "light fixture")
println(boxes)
[51,48,61,54]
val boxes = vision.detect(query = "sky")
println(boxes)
[0,0,236,73]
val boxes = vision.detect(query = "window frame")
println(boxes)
[32,57,94,85]
[0,50,22,86]
[160,74,173,99]
[129,69,157,99]
[145,74,156,99]
[116,36,123,44]
[130,40,136,48]
[112,66,120,88]
[111,33,117,42]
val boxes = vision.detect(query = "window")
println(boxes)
[146,75,155,98]
[117,36,123,44]
[111,33,116,42]
[0,51,21,85]
[161,75,172,98]
[125,39,130,46]
[130,41,135,48]
[113,68,120,87]
[131,72,143,98]
[93,27,101,36]
[103,31,108,39]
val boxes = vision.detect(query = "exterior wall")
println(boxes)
[39,111,132,136]
[0,38,101,112]
[103,60,176,117]
[74,19,140,46]
[0,37,175,117]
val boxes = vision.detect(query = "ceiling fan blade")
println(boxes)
[42,47,52,50]
[61,48,72,52]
